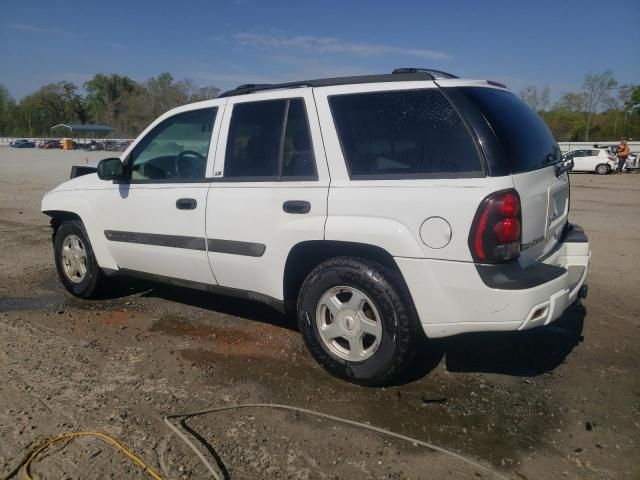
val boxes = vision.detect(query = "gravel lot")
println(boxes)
[0,147,638,479]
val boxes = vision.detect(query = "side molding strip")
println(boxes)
[104,230,206,251]
[207,238,266,257]
[104,230,266,257]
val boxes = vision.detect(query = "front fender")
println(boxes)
[42,191,118,270]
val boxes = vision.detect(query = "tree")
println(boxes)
[555,92,587,113]
[519,84,551,119]
[630,85,640,113]
[519,85,541,112]
[539,85,550,119]
[84,74,138,126]
[581,70,617,141]
[0,84,16,135]
[144,73,189,119]
[188,84,221,102]
[11,82,86,136]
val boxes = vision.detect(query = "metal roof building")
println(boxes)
[51,124,114,135]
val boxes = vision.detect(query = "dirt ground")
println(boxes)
[0,147,638,480]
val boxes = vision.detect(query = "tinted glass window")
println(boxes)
[225,98,316,179]
[329,89,482,178]
[129,108,216,181]
[460,87,561,174]
[282,99,316,177]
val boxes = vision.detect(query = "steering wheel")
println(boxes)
[175,150,206,179]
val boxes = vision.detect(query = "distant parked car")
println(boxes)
[44,140,62,149]
[563,148,617,174]
[115,140,132,151]
[83,141,103,151]
[10,139,36,148]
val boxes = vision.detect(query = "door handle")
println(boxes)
[283,200,311,214]
[176,198,197,210]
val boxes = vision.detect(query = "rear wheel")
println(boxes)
[53,220,102,298]
[297,256,422,386]
[595,163,610,175]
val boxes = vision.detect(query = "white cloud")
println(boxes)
[233,32,450,60]
[8,23,75,38]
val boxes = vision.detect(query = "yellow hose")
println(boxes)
[21,431,163,480]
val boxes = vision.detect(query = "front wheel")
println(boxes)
[53,220,103,298]
[595,163,610,175]
[297,257,422,386]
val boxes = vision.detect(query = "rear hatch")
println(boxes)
[458,86,568,267]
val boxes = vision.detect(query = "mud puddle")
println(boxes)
[0,295,65,313]
[180,347,554,466]
[145,314,558,466]
[152,313,302,360]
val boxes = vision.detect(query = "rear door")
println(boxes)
[459,86,568,267]
[205,89,329,300]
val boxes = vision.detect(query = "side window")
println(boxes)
[329,89,482,179]
[224,98,316,180]
[129,108,216,181]
[282,99,316,177]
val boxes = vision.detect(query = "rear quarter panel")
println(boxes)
[313,81,515,260]
[325,178,514,260]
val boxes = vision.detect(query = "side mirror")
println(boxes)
[97,158,125,181]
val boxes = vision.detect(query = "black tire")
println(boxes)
[53,220,102,298]
[297,256,422,386]
[595,163,610,175]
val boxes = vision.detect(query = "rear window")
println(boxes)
[460,87,561,174]
[329,89,483,179]
[224,98,316,180]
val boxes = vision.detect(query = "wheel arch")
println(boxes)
[42,194,118,270]
[43,210,82,235]
[282,240,414,311]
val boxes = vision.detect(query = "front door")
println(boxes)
[92,105,223,284]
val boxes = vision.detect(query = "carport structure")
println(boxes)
[50,123,114,140]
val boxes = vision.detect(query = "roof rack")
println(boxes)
[218,68,458,98]
[391,68,459,79]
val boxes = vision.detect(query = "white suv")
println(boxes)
[42,69,591,385]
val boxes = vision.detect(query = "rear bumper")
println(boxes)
[395,224,591,338]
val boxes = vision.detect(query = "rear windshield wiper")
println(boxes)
[543,153,560,165]
[554,157,574,177]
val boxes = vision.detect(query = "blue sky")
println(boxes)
[1,0,638,101]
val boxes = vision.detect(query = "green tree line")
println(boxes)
[1,70,638,141]
[518,70,640,142]
[0,73,220,138]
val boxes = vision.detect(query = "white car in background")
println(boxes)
[563,148,617,174]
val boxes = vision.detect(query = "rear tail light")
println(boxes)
[608,156,615,161]
[469,189,522,263]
